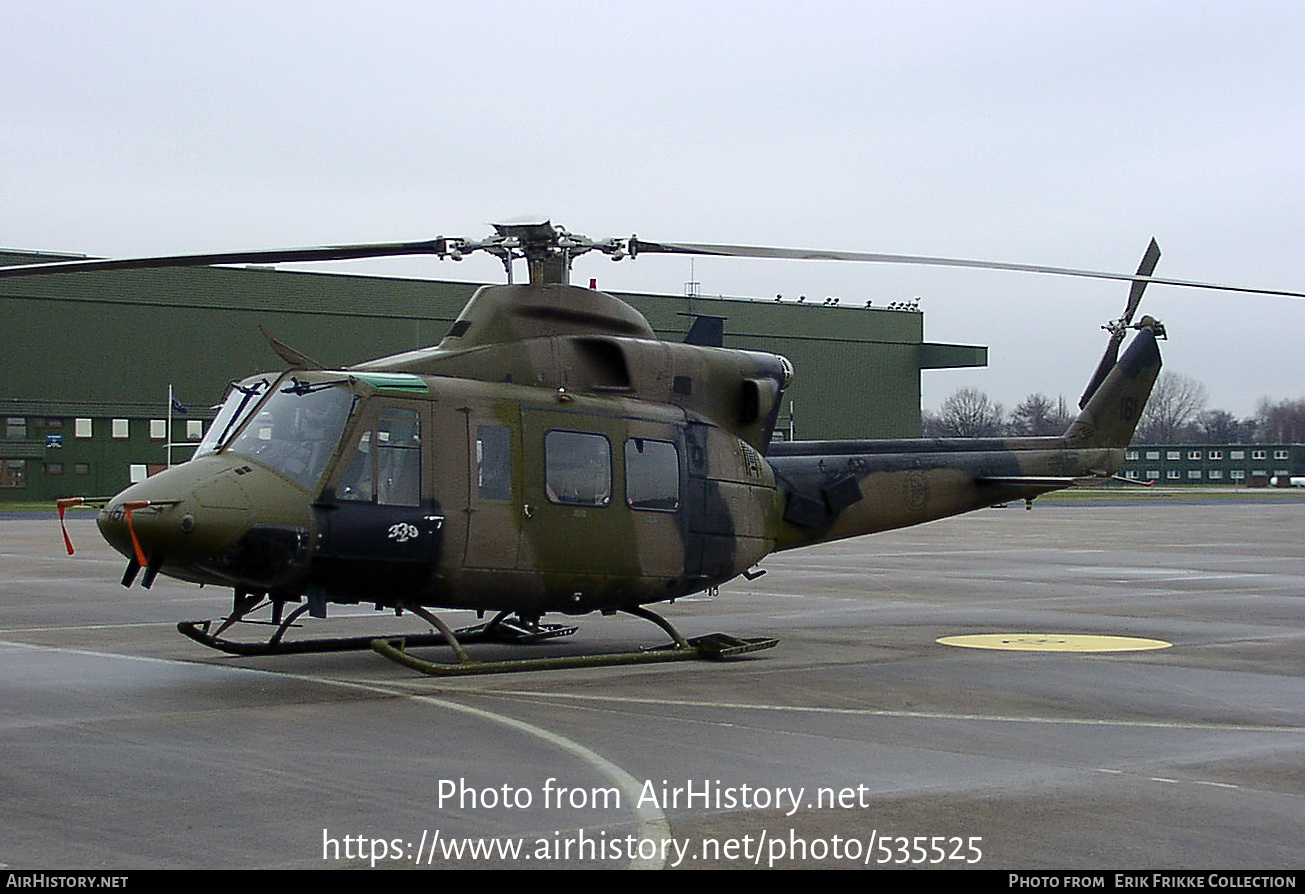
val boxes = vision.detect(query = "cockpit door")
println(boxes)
[312,401,443,597]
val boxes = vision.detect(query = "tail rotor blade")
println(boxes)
[1079,239,1163,409]
[1123,238,1162,325]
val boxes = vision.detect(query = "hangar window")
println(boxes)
[625,438,680,511]
[1208,450,1222,460]
[46,462,63,475]
[150,420,167,440]
[1187,450,1201,461]
[1231,450,1245,460]
[0,459,26,488]
[1187,470,1201,480]
[1145,451,1160,460]
[5,418,25,439]
[75,419,93,439]
[545,431,611,506]
[130,464,148,483]
[1146,470,1159,479]
[1125,450,1138,460]
[187,419,204,440]
[1208,470,1223,480]
[74,462,90,475]
[1124,470,1138,479]
[112,419,129,439]
[1251,450,1267,460]
[1230,470,1245,480]
[1167,470,1180,480]
[1166,451,1180,460]
[1274,450,1289,460]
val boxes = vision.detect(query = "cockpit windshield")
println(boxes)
[223,377,356,490]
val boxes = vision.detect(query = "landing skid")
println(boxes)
[177,613,454,656]
[177,599,499,657]
[176,601,778,673]
[371,605,779,676]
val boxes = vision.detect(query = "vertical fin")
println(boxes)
[1065,321,1163,448]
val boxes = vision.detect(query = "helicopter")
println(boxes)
[6,221,1302,675]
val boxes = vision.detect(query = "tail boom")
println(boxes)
[765,326,1161,552]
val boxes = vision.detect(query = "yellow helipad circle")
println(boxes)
[937,633,1172,653]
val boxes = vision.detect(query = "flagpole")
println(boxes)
[167,384,174,468]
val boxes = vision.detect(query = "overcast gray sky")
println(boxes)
[4,1,1302,417]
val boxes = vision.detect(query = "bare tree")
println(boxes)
[929,388,1005,438]
[1254,397,1305,443]
[1196,409,1253,444]
[1136,372,1208,443]
[1008,393,1072,436]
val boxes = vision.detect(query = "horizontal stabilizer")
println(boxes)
[977,475,1112,489]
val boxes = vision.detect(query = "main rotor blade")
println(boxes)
[631,238,1305,300]
[0,238,450,278]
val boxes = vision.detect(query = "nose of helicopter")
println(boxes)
[96,456,315,588]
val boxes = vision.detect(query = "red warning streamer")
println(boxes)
[56,497,84,556]
[122,500,151,568]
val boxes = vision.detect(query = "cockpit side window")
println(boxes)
[335,407,422,507]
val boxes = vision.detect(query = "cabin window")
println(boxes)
[336,408,422,507]
[625,438,680,511]
[545,431,611,506]
[476,425,512,501]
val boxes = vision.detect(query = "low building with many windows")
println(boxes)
[1119,444,1305,485]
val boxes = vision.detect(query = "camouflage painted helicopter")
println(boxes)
[6,222,1301,674]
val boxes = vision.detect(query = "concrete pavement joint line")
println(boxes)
[470,690,1305,733]
[0,622,180,633]
[0,640,669,871]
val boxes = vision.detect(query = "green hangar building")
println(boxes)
[0,248,986,502]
